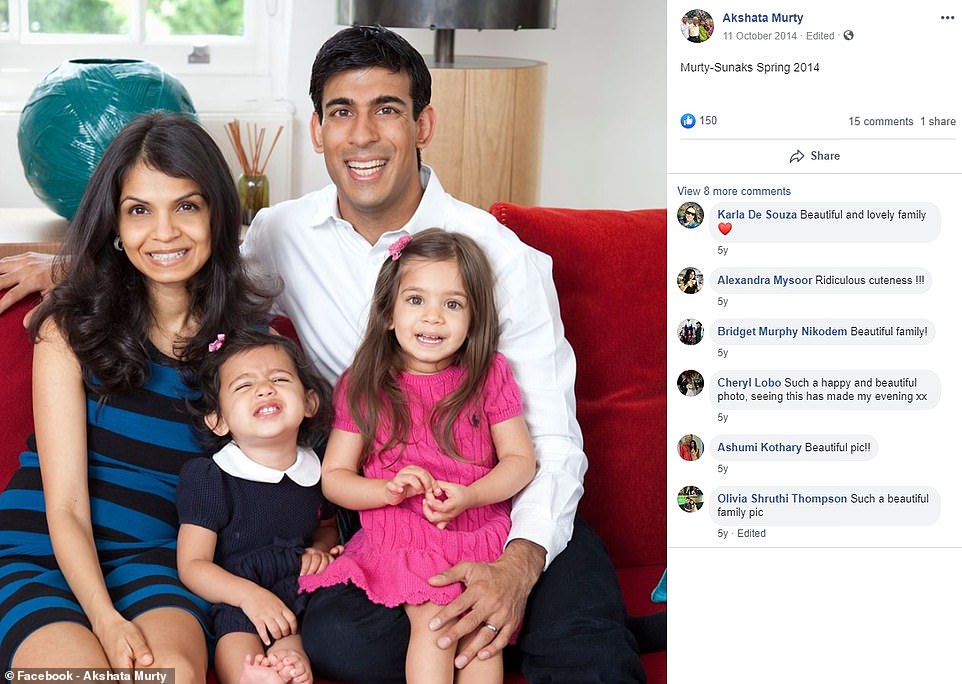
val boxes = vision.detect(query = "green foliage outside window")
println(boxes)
[22,0,242,36]
[147,0,242,36]
[27,0,126,33]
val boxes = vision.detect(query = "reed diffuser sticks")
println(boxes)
[225,119,283,176]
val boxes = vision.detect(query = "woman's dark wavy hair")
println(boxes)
[345,229,499,466]
[28,112,278,396]
[188,330,332,451]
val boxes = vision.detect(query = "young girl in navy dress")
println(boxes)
[176,330,339,684]
[299,229,536,684]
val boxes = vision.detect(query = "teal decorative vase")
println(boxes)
[17,58,196,220]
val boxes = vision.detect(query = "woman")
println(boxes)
[680,269,699,294]
[0,113,275,675]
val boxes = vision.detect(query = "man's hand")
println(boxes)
[0,251,57,324]
[427,539,545,669]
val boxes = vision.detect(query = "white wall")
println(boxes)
[0,0,666,212]
[285,1,667,211]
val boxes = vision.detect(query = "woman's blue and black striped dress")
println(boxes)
[0,348,211,667]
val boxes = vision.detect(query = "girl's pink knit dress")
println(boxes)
[299,353,523,607]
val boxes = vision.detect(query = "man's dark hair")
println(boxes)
[309,25,432,120]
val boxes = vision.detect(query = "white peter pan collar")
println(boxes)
[212,442,321,486]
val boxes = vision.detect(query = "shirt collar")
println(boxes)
[212,442,321,486]
[408,165,449,228]
[367,167,453,256]
[318,165,449,234]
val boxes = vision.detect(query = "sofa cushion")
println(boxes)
[0,293,38,488]
[490,203,667,571]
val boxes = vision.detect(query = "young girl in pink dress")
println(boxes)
[299,229,536,683]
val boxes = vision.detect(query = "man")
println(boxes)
[0,26,647,684]
[243,26,643,683]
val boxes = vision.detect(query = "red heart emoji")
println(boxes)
[718,222,732,235]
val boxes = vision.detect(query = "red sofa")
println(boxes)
[0,202,667,682]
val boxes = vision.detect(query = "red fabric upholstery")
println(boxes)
[0,293,38,488]
[490,202,667,682]
[490,202,667,567]
[1,202,667,682]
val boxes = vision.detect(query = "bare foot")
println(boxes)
[239,653,292,684]
[268,649,313,684]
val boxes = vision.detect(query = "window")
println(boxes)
[9,0,243,37]
[0,0,274,84]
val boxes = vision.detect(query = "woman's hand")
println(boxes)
[384,465,440,505]
[239,586,299,645]
[93,612,154,669]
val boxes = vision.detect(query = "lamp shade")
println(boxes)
[337,0,556,30]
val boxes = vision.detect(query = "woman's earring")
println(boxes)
[113,236,124,251]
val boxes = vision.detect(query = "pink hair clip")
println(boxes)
[388,235,412,261]
[208,333,226,352]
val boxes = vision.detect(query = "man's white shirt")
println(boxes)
[242,167,586,566]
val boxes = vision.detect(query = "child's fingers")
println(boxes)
[300,555,319,575]
[398,465,439,493]
[422,497,453,526]
[397,472,425,492]
[282,607,298,635]
[426,486,458,513]
[264,610,297,641]
[256,621,272,646]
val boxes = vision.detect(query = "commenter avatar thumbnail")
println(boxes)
[678,485,704,512]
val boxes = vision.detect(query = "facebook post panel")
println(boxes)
[668,4,959,680]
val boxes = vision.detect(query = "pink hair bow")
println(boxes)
[208,333,225,352]
[388,235,412,261]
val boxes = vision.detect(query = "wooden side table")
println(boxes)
[423,57,547,211]
[0,208,68,259]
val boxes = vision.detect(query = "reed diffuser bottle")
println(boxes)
[237,173,269,226]
[225,119,283,225]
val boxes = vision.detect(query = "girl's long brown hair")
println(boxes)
[345,229,499,466]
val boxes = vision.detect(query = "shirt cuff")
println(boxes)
[505,504,571,569]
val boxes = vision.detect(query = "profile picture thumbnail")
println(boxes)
[678,434,704,461]
[677,202,703,229]
[677,267,703,294]
[678,485,704,512]
[681,10,714,43]
[677,318,704,346]
[677,369,704,397]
